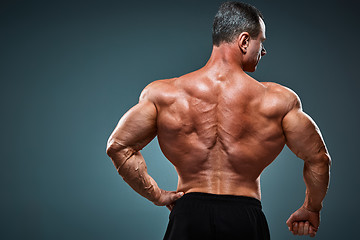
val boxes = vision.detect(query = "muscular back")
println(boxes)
[143,70,293,199]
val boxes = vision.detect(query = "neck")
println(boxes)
[203,43,246,80]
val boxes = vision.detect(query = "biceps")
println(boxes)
[282,109,326,161]
[108,100,157,151]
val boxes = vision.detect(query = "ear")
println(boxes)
[237,32,250,54]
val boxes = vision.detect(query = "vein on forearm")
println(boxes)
[118,151,160,203]
[303,159,330,211]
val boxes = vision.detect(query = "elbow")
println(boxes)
[106,138,135,160]
[106,143,115,158]
[306,151,331,166]
[325,153,332,169]
[106,138,122,158]
[318,152,331,167]
[106,138,136,172]
[306,153,331,174]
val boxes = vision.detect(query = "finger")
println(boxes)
[309,224,319,233]
[298,222,304,235]
[303,221,309,235]
[176,192,184,198]
[168,191,180,201]
[311,225,319,232]
[309,226,316,237]
[170,192,183,203]
[292,222,298,235]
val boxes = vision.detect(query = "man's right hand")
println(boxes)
[286,206,320,237]
[153,189,184,211]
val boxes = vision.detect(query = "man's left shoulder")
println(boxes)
[261,81,302,115]
[261,82,298,98]
[261,81,284,91]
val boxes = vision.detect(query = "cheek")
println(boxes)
[249,45,261,56]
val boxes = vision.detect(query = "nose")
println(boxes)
[261,46,267,56]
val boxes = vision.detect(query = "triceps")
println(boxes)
[107,100,158,170]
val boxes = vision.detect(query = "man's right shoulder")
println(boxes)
[139,78,178,103]
[262,82,302,114]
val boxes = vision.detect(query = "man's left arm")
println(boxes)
[106,89,183,209]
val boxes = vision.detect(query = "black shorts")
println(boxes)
[163,192,270,240]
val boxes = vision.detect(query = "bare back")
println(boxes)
[145,70,292,200]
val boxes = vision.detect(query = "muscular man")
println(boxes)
[106,2,331,239]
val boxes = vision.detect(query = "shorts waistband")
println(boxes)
[181,192,262,208]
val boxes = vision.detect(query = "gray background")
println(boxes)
[1,0,359,239]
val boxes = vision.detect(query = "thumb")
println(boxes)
[173,192,184,200]
[286,215,295,230]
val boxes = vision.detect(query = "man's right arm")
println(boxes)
[281,89,331,237]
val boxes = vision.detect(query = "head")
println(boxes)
[212,2,266,72]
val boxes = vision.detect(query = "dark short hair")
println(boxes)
[212,2,264,46]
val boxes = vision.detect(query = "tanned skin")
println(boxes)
[107,18,331,237]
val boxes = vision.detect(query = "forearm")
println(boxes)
[108,147,161,203]
[303,155,331,211]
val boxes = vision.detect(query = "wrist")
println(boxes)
[151,188,163,205]
[303,200,322,212]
